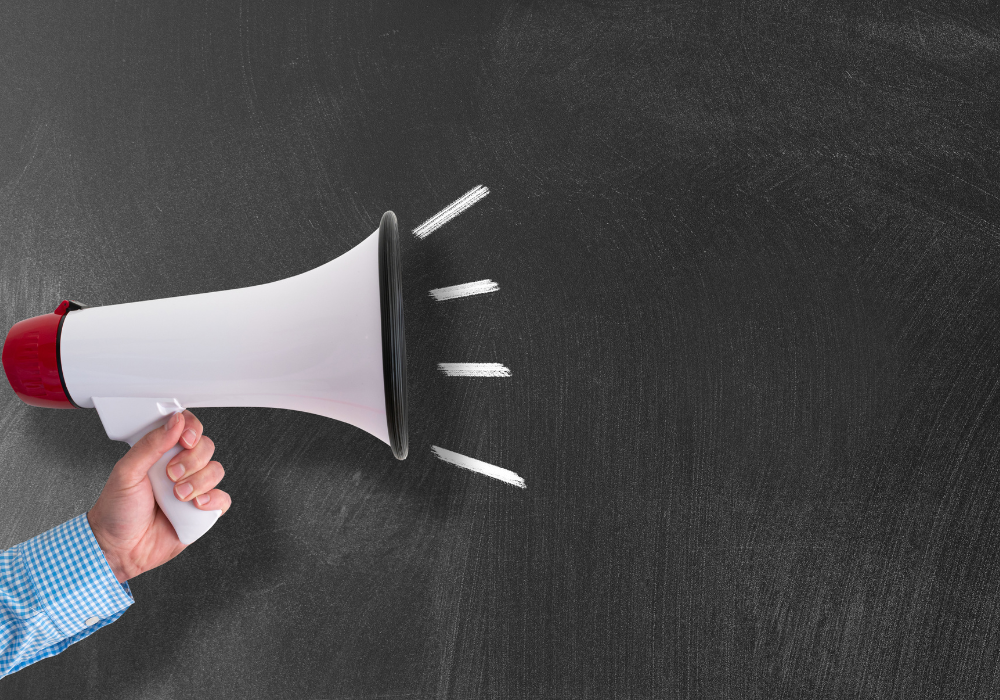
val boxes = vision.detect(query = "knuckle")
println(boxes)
[184,411,203,430]
[135,432,163,455]
[195,462,223,486]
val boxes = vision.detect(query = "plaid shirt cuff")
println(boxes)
[20,514,134,639]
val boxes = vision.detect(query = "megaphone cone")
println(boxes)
[2,211,408,544]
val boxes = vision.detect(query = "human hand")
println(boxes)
[87,410,231,582]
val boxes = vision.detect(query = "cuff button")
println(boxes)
[85,616,100,626]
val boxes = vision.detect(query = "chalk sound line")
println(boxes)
[438,362,511,377]
[429,279,499,301]
[431,446,526,489]
[413,185,489,239]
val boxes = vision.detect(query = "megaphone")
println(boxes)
[1,212,408,545]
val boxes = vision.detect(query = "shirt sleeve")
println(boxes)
[0,513,133,678]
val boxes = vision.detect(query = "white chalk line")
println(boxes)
[429,279,499,301]
[438,362,511,377]
[431,446,526,489]
[413,185,489,239]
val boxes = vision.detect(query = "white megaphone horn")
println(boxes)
[2,212,408,545]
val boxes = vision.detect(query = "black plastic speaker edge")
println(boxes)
[377,211,408,460]
[55,300,89,409]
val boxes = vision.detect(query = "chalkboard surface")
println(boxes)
[2,0,1000,697]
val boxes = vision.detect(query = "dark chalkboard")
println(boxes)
[2,0,1000,697]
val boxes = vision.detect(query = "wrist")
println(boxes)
[87,510,129,583]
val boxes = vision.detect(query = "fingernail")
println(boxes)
[167,412,181,430]
[175,482,193,499]
[195,494,210,506]
[181,429,197,447]
[167,463,185,481]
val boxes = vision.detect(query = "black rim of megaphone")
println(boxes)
[378,211,408,460]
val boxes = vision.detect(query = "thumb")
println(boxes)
[110,412,185,489]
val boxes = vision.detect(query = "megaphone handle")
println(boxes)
[93,398,223,545]
[144,441,222,545]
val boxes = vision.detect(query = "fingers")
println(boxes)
[154,411,226,508]
[165,435,216,483]
[173,460,225,504]
[111,411,185,488]
[178,410,203,450]
[192,488,231,514]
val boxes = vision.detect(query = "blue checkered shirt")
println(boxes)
[0,513,133,677]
